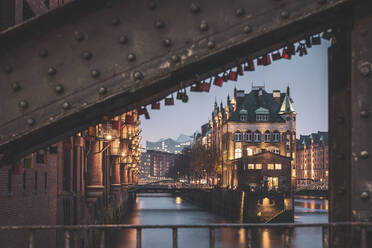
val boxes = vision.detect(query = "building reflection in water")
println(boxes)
[262,228,271,248]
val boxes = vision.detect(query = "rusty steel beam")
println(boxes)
[0,0,353,161]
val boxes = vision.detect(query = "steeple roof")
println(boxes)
[278,94,295,114]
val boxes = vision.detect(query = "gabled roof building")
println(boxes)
[206,85,297,191]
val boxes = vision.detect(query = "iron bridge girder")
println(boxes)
[0,0,353,161]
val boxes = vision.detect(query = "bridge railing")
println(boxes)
[0,222,370,248]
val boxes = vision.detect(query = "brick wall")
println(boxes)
[0,151,59,248]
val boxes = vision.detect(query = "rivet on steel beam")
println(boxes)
[62,102,71,110]
[82,51,92,60]
[359,63,371,77]
[4,65,13,74]
[48,67,56,76]
[280,10,290,19]
[18,100,28,109]
[360,110,369,118]
[74,31,85,41]
[318,0,327,4]
[244,25,252,34]
[55,84,64,94]
[236,8,245,17]
[91,70,100,78]
[172,55,180,63]
[99,87,107,95]
[163,39,172,47]
[119,36,128,44]
[190,3,200,13]
[133,71,143,80]
[207,40,215,49]
[200,21,208,31]
[149,0,157,10]
[27,118,35,126]
[360,191,369,200]
[112,17,120,26]
[39,48,48,58]
[360,150,369,159]
[49,116,55,121]
[155,20,165,29]
[336,153,344,160]
[128,53,136,62]
[11,82,21,91]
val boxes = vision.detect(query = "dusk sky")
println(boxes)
[139,41,330,147]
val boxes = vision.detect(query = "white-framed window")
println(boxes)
[275,163,282,170]
[254,131,261,142]
[235,148,242,159]
[255,164,262,169]
[234,132,242,141]
[273,132,280,142]
[245,131,252,142]
[248,164,255,169]
[267,164,274,170]
[256,114,268,121]
[240,115,248,121]
[247,148,253,156]
[264,131,271,142]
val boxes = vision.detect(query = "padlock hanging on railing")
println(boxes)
[181,89,189,103]
[322,29,332,40]
[190,82,198,92]
[305,36,312,48]
[196,81,204,92]
[144,107,150,119]
[228,68,238,81]
[151,102,160,110]
[222,71,229,82]
[287,43,296,55]
[244,59,255,71]
[213,75,223,87]
[263,54,271,66]
[312,34,321,45]
[282,48,291,60]
[271,51,281,61]
[257,56,264,66]
[237,64,244,76]
[164,94,174,105]
[203,78,212,92]
[176,90,183,100]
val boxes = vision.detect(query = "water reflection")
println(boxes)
[113,194,328,248]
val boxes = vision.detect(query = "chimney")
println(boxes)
[258,88,263,105]
[273,90,281,104]
[286,86,290,96]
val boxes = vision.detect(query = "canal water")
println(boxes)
[113,194,328,248]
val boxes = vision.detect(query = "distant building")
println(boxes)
[296,132,328,186]
[146,134,193,154]
[144,150,177,178]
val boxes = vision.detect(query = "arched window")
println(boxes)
[235,148,242,159]
[254,131,261,142]
[245,131,252,142]
[264,130,271,142]
[273,131,280,142]
[233,131,242,141]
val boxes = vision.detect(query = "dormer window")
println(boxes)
[239,109,248,121]
[255,107,269,122]
[256,114,268,121]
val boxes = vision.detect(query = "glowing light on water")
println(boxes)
[176,197,182,205]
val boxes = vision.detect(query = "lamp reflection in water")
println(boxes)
[262,228,271,248]
[175,197,182,205]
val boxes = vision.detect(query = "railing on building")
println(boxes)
[0,222,370,248]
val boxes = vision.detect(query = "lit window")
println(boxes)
[240,115,248,121]
[245,131,252,142]
[254,131,261,142]
[235,148,242,159]
[264,131,271,142]
[247,148,253,156]
[248,164,255,169]
[275,164,282,170]
[267,164,274,170]
[255,164,262,169]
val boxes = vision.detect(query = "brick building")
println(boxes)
[0,110,141,248]
[142,150,176,178]
[201,86,296,190]
[296,132,329,186]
